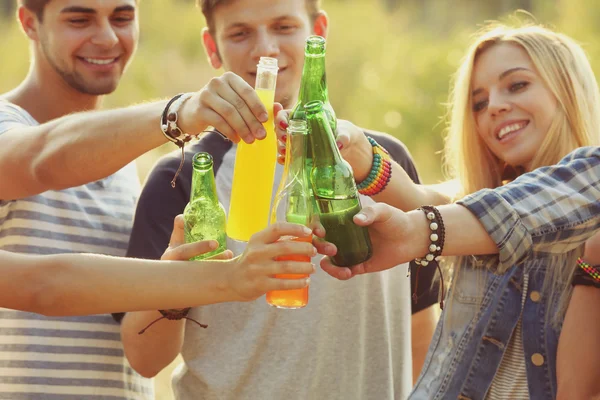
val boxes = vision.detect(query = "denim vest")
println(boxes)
[410,256,560,400]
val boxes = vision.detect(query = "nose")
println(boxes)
[90,21,119,48]
[250,27,280,61]
[487,91,511,117]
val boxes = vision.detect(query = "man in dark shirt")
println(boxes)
[120,0,439,398]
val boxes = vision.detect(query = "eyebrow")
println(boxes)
[471,67,532,97]
[60,5,135,14]
[224,15,300,30]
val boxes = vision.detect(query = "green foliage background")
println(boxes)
[1,0,599,184]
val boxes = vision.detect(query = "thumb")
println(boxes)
[353,203,393,226]
[273,102,284,117]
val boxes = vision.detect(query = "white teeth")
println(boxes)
[498,122,526,139]
[83,58,115,65]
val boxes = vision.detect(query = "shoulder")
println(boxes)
[0,99,38,133]
[361,128,421,184]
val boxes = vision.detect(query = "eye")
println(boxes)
[472,99,488,112]
[275,24,296,33]
[229,30,249,40]
[509,81,529,92]
[68,18,90,26]
[112,14,134,25]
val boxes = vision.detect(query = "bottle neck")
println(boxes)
[297,54,329,105]
[190,165,218,203]
[307,110,342,166]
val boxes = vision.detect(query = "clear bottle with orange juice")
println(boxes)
[266,119,313,309]
[227,57,279,242]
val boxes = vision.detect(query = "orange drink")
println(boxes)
[266,235,312,309]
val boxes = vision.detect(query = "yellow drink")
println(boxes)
[227,88,278,241]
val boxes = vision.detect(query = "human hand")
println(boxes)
[320,203,426,280]
[179,72,269,144]
[226,222,318,302]
[161,215,233,262]
[273,103,372,179]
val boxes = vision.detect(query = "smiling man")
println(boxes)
[121,0,440,399]
[0,1,154,398]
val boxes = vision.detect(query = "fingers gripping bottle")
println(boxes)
[227,57,279,241]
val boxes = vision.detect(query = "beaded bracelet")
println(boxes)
[356,137,392,196]
[575,257,600,284]
[411,205,446,309]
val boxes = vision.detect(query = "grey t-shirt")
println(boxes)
[127,130,430,400]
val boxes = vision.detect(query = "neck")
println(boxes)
[3,60,103,124]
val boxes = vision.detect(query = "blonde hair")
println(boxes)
[443,23,600,325]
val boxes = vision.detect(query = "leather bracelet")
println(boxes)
[161,93,194,147]
[138,307,208,334]
[574,257,600,287]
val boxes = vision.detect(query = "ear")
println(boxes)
[312,11,329,39]
[202,28,222,70]
[18,6,40,41]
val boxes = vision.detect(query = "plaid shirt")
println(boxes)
[411,146,600,400]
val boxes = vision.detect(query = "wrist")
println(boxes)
[406,210,431,261]
[345,135,373,182]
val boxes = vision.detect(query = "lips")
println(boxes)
[77,56,120,69]
[494,120,529,141]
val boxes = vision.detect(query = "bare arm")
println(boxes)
[273,108,451,210]
[411,305,438,385]
[120,219,318,378]
[1,72,270,200]
[556,232,600,400]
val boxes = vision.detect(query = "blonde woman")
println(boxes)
[277,24,600,399]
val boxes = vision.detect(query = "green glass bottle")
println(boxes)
[290,35,337,132]
[183,152,227,260]
[290,35,337,214]
[267,119,312,309]
[304,100,372,267]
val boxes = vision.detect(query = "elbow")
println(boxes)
[128,362,161,379]
[24,263,69,317]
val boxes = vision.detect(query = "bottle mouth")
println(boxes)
[193,152,214,169]
[305,35,326,56]
[258,56,279,71]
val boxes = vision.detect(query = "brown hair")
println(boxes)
[19,0,49,21]
[198,0,322,33]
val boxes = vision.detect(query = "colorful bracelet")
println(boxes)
[576,257,600,283]
[356,137,392,196]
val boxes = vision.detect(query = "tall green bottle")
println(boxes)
[183,152,227,260]
[290,35,336,131]
[304,100,372,267]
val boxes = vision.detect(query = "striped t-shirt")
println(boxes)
[0,100,153,399]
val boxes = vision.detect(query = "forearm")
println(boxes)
[343,139,451,210]
[556,286,600,400]
[0,251,235,316]
[372,161,452,210]
[0,101,168,199]
[121,311,186,378]
[411,305,438,385]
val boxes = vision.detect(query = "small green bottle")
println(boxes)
[304,100,372,267]
[183,152,227,260]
